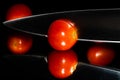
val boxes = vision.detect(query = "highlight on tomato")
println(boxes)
[7,33,33,55]
[6,3,32,20]
[87,44,115,66]
[47,50,78,79]
[48,19,78,51]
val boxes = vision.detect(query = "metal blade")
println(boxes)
[3,8,120,42]
[3,8,120,43]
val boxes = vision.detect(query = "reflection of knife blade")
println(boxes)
[73,62,120,80]
[78,62,120,79]
[1,55,48,76]
[2,55,120,79]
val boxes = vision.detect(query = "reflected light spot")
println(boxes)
[62,59,66,64]
[19,40,22,44]
[68,22,74,28]
[61,41,66,46]
[96,52,101,57]
[70,64,77,74]
[68,24,72,28]
[61,32,65,36]
[70,66,74,73]
[61,68,65,74]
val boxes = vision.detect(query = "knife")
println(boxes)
[3,8,120,43]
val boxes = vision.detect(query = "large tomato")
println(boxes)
[48,19,78,51]
[7,33,33,54]
[87,44,115,66]
[6,3,32,20]
[47,50,78,79]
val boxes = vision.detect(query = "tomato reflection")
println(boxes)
[87,43,115,66]
[7,33,33,55]
[47,50,78,79]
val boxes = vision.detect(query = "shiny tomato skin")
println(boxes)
[6,3,32,20]
[48,50,78,79]
[87,45,115,66]
[7,33,33,54]
[48,19,78,51]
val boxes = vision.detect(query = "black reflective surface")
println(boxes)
[0,34,120,79]
[1,54,120,80]
[1,8,120,79]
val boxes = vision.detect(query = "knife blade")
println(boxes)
[3,8,120,43]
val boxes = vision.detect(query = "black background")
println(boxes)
[0,0,103,56]
[0,0,117,54]
[0,0,120,79]
[0,0,92,78]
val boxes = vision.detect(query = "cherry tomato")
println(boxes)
[6,3,32,20]
[48,50,78,79]
[87,44,115,66]
[48,19,78,51]
[7,33,33,54]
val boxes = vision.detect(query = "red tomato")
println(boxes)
[7,33,33,54]
[87,44,115,66]
[6,3,32,20]
[48,50,78,79]
[48,19,78,51]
